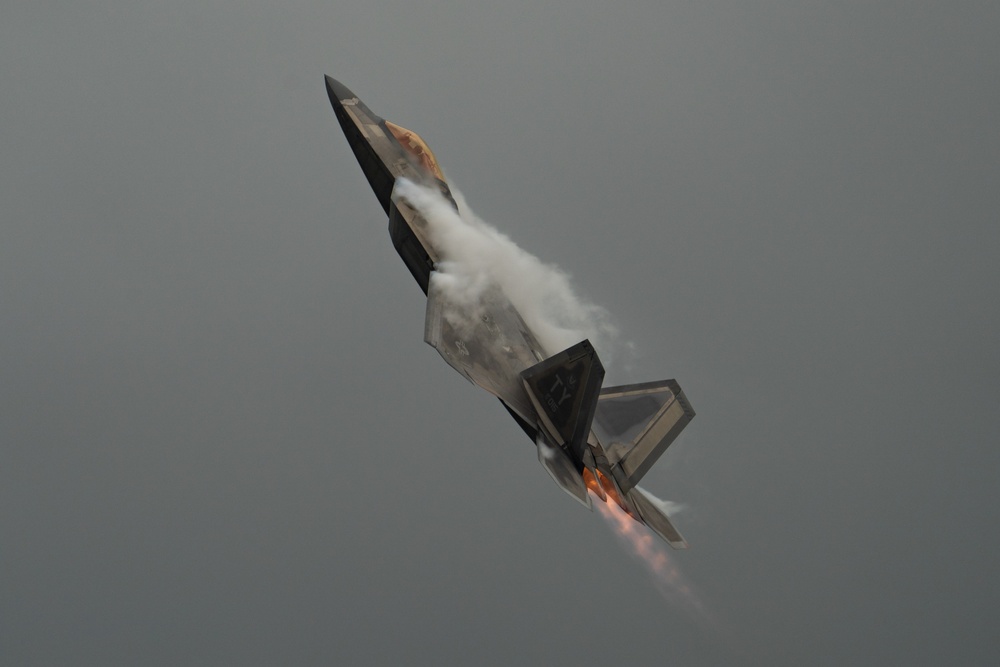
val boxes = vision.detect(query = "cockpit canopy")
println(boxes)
[384,120,446,181]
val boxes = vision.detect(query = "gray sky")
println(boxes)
[3,2,999,665]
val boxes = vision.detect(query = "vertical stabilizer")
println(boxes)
[593,380,695,491]
[520,340,605,461]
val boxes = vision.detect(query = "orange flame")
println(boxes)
[581,468,606,502]
[589,487,711,624]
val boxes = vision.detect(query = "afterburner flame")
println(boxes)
[589,488,710,623]
[581,468,605,502]
[597,470,624,510]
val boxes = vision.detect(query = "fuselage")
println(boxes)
[325,76,547,430]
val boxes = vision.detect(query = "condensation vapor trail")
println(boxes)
[393,178,619,360]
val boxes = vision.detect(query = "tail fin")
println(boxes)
[521,340,604,508]
[593,380,695,492]
[520,339,605,461]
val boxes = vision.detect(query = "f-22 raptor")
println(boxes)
[325,76,695,548]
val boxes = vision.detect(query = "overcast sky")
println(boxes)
[2,2,999,665]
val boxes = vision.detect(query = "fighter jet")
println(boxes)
[325,76,695,548]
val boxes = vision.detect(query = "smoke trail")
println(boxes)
[392,178,618,358]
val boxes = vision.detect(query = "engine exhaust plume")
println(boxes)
[591,490,712,625]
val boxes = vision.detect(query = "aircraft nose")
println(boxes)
[324,76,357,106]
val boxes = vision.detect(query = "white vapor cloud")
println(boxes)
[392,178,618,359]
[636,486,687,517]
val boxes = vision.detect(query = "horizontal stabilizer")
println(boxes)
[628,487,688,550]
[536,434,592,510]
